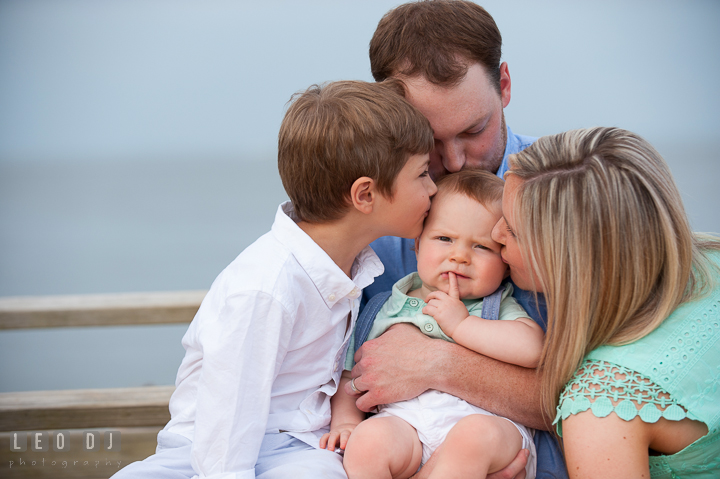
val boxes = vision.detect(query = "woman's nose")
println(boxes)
[491,218,505,245]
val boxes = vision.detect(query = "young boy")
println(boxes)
[111,80,437,479]
[320,170,543,479]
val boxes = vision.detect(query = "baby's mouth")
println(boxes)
[442,272,469,279]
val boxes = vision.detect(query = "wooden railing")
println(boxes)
[0,291,205,479]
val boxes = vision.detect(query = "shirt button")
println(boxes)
[424,323,434,332]
[328,294,336,302]
[350,287,360,298]
[409,298,419,307]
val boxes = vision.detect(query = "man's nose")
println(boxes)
[440,141,465,173]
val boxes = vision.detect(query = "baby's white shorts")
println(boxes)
[373,389,536,479]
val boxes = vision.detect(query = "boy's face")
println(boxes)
[375,153,437,239]
[415,191,507,300]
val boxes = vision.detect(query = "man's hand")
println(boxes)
[349,323,441,412]
[422,272,469,337]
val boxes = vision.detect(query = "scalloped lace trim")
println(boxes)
[554,360,690,431]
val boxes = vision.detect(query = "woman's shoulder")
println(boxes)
[556,280,720,433]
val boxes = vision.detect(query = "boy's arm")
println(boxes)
[192,291,292,478]
[320,370,366,451]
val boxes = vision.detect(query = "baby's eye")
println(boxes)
[474,244,491,251]
[437,236,451,242]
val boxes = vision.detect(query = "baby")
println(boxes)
[321,169,543,479]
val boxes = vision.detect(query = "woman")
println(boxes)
[491,127,720,478]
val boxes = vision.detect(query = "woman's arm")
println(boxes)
[562,411,651,479]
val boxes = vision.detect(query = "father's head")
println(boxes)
[370,0,511,179]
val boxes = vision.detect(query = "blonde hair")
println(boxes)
[506,127,720,426]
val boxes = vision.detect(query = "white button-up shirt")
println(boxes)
[164,202,383,479]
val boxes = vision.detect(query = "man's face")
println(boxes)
[401,62,511,180]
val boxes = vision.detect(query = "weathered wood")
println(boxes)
[0,386,175,431]
[0,291,206,330]
[0,426,161,479]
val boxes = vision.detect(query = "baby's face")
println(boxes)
[415,191,507,300]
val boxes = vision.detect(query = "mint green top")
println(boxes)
[555,253,720,478]
[345,272,528,370]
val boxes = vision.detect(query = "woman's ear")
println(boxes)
[350,176,376,214]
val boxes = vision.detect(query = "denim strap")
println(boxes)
[354,291,392,352]
[479,284,504,320]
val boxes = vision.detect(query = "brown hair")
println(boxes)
[505,127,720,428]
[370,0,503,90]
[434,168,504,211]
[278,80,434,223]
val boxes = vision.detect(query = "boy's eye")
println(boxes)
[420,169,429,177]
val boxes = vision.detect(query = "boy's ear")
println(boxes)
[350,176,376,214]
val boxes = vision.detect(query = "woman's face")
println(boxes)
[491,174,543,293]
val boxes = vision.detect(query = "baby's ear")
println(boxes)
[414,237,420,254]
[350,176,375,214]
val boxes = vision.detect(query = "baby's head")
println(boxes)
[415,169,507,300]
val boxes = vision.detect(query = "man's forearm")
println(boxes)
[429,336,547,430]
[352,323,549,430]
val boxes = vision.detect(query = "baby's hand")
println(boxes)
[422,272,469,337]
[319,423,357,452]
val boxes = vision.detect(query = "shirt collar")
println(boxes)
[497,124,517,180]
[272,201,384,308]
[383,272,425,316]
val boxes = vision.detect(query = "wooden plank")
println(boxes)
[0,386,174,431]
[0,291,206,330]
[0,426,161,479]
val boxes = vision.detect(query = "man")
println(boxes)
[352,2,567,478]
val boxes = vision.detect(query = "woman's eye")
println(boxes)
[506,224,516,238]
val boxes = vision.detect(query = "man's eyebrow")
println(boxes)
[461,112,491,133]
